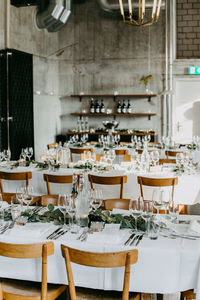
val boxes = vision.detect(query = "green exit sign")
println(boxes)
[188,66,200,75]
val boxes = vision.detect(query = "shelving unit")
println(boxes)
[70,94,158,102]
[66,131,157,136]
[71,112,156,121]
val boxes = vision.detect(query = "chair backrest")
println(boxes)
[88,174,127,199]
[137,176,178,202]
[124,154,131,162]
[0,242,54,299]
[104,199,130,210]
[159,158,176,165]
[95,154,104,162]
[61,245,138,300]
[47,142,58,150]
[165,150,184,158]
[148,142,161,147]
[40,195,59,206]
[115,149,128,156]
[70,148,93,162]
[137,149,161,155]
[43,174,73,195]
[0,171,32,194]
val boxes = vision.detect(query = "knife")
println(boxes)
[47,227,62,239]
[135,234,144,246]
[124,232,135,246]
[53,229,68,240]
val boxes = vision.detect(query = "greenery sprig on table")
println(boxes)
[4,206,146,231]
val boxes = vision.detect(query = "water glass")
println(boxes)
[169,200,179,223]
[152,189,163,214]
[11,205,21,222]
[58,194,69,228]
[90,189,103,210]
[142,200,153,234]
[148,215,160,240]
[129,197,143,231]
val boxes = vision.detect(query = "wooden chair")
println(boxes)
[0,171,33,204]
[165,150,184,159]
[61,245,139,300]
[0,242,66,300]
[137,149,161,155]
[124,154,131,162]
[43,174,73,195]
[95,154,104,162]
[137,176,178,203]
[159,158,176,165]
[88,174,127,200]
[115,149,129,156]
[40,195,59,206]
[148,142,161,147]
[181,290,196,300]
[70,148,93,162]
[47,142,58,150]
[104,199,130,210]
[137,176,187,214]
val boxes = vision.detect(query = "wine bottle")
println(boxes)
[100,99,105,113]
[117,100,121,114]
[95,100,100,114]
[122,99,127,113]
[127,99,132,113]
[90,98,95,113]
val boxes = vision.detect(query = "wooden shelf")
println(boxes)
[71,112,156,120]
[68,94,158,102]
[66,131,157,136]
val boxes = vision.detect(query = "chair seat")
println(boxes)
[181,289,196,300]
[2,278,66,300]
[76,287,140,300]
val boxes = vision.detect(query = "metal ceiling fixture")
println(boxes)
[118,0,164,26]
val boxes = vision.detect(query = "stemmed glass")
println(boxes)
[68,196,78,233]
[25,147,33,161]
[22,185,34,209]
[129,197,143,231]
[115,135,120,146]
[176,153,184,168]
[90,189,103,210]
[108,149,116,166]
[150,151,160,167]
[58,194,69,228]
[169,200,179,223]
[20,148,26,161]
[152,189,163,214]
[4,150,11,164]
[142,200,153,235]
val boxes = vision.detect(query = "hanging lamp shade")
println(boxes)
[118,0,162,26]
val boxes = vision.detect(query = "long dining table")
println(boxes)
[0,215,200,299]
[1,165,200,206]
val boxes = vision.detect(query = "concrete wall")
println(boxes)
[2,4,62,159]
[58,0,166,138]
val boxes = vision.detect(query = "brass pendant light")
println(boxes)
[119,0,162,26]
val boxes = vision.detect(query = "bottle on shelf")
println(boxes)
[90,98,95,113]
[127,99,132,113]
[81,117,85,132]
[77,117,81,132]
[100,99,105,113]
[121,99,127,113]
[117,100,121,114]
[95,99,100,114]
[85,117,89,132]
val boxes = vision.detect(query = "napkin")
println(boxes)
[112,208,130,216]
[188,220,200,234]
[86,230,123,245]
[7,223,52,239]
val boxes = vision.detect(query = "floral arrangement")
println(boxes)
[139,74,153,86]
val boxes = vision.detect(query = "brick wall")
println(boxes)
[177,0,200,58]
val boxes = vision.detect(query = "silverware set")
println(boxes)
[46,227,68,240]
[76,228,92,242]
[0,221,15,234]
[124,232,145,246]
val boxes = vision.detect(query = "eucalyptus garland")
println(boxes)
[4,205,146,231]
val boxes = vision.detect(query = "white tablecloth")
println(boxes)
[1,166,200,206]
[0,218,200,296]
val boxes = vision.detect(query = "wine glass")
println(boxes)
[129,197,143,231]
[58,194,69,228]
[176,153,184,168]
[150,151,160,167]
[90,189,103,210]
[108,149,116,165]
[4,150,11,164]
[115,135,120,146]
[68,196,78,233]
[20,148,26,161]
[25,147,33,161]
[142,200,153,234]
[22,185,34,209]
[152,189,163,214]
